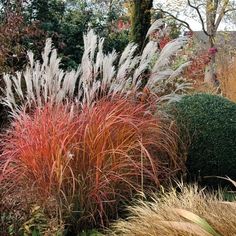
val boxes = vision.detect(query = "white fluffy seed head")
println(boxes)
[1,23,191,116]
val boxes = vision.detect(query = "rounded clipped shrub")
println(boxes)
[169,93,236,182]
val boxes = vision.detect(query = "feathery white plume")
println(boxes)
[1,22,192,115]
[146,19,165,38]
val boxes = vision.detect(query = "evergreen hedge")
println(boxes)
[170,93,236,184]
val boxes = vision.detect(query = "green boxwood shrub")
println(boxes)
[169,93,236,184]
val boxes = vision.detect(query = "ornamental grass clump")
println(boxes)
[0,20,189,232]
[0,97,182,231]
[1,19,191,114]
[109,181,236,236]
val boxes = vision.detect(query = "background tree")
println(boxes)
[155,0,236,87]
[0,0,44,75]
[129,0,153,48]
[0,0,126,70]
[0,0,129,71]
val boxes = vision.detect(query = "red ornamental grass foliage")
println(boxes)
[0,104,79,197]
[0,98,181,227]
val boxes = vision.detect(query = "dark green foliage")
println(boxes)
[168,21,181,39]
[27,0,65,27]
[0,0,129,71]
[170,94,236,184]
[104,30,129,54]
[0,104,9,129]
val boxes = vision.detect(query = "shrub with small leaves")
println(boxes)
[169,93,236,184]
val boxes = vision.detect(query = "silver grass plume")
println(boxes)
[146,19,165,38]
[1,24,191,114]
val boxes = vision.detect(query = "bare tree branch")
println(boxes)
[154,8,192,31]
[215,0,230,30]
[187,0,210,36]
[212,0,219,24]
[224,8,236,13]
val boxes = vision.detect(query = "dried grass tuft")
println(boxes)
[217,54,236,101]
[109,182,236,236]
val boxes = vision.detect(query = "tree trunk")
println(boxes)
[204,37,217,86]
[204,0,220,88]
[129,0,153,49]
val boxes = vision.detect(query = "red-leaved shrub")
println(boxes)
[184,51,211,81]
[0,98,182,230]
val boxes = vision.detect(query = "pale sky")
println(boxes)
[184,17,236,31]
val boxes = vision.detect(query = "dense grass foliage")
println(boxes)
[0,20,191,234]
[169,93,236,183]
[0,98,182,232]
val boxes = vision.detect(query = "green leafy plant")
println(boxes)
[19,204,64,236]
[0,187,30,236]
[1,212,16,236]
[19,205,48,236]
